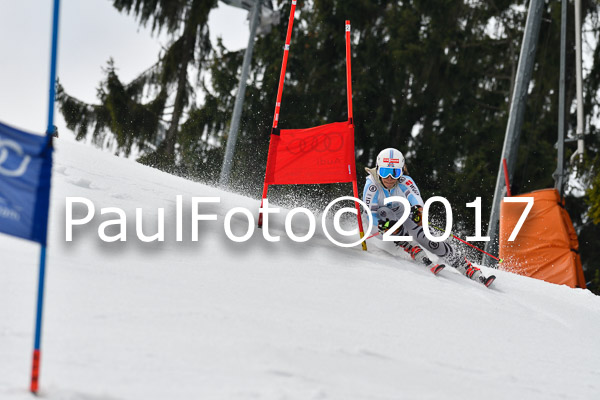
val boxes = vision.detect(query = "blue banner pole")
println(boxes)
[31,0,60,393]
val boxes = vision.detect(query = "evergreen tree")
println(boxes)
[58,0,218,170]
[200,0,600,279]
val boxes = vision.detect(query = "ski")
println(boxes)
[429,263,445,275]
[398,243,446,276]
[419,255,445,275]
[479,275,496,288]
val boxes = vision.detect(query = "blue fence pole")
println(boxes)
[31,0,60,393]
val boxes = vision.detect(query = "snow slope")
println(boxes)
[2,140,600,400]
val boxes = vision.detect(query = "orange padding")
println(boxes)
[499,188,586,288]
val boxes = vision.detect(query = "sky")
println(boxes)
[0,0,251,140]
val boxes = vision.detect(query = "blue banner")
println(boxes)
[0,121,53,245]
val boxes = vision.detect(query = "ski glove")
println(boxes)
[378,219,400,235]
[410,205,423,226]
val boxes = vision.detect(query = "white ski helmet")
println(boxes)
[376,148,405,179]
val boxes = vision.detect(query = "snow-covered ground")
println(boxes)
[2,140,600,400]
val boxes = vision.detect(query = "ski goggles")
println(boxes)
[378,167,403,179]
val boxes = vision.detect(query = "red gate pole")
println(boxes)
[259,0,298,227]
[345,20,367,251]
[345,21,354,125]
[271,0,297,132]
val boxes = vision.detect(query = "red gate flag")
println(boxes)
[264,122,356,185]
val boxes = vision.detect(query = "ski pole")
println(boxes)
[429,224,502,263]
[365,223,502,263]
[366,231,380,240]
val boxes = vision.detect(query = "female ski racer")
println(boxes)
[362,148,494,286]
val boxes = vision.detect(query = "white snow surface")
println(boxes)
[2,140,600,400]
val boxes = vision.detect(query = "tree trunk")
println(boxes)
[158,12,198,166]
